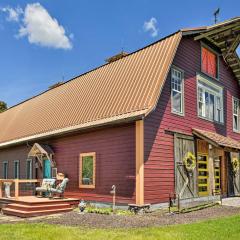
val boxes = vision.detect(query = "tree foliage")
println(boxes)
[0,101,7,113]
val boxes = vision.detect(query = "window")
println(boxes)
[233,97,240,132]
[171,67,184,115]
[14,160,20,179]
[201,46,218,79]
[197,75,223,123]
[52,168,57,178]
[3,161,8,179]
[26,159,32,179]
[79,152,96,188]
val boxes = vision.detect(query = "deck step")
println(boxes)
[7,203,71,211]
[2,207,73,218]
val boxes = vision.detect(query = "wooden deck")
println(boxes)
[0,196,79,218]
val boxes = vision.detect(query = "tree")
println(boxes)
[0,101,7,113]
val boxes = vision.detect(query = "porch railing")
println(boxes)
[0,179,41,199]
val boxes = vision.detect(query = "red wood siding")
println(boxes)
[144,36,240,204]
[0,123,136,204]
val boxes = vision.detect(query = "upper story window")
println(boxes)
[201,46,218,79]
[171,67,184,115]
[233,97,240,132]
[197,75,223,123]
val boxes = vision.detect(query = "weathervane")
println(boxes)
[214,8,220,24]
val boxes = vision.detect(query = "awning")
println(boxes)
[194,17,240,83]
[28,143,55,167]
[192,128,240,150]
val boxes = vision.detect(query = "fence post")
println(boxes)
[177,194,180,213]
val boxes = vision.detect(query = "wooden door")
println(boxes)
[174,133,197,199]
[43,159,51,178]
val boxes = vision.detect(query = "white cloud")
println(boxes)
[1,6,23,22]
[143,17,158,37]
[17,3,72,49]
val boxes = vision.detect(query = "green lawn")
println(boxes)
[0,215,240,240]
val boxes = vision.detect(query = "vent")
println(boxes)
[105,51,128,63]
[48,82,64,90]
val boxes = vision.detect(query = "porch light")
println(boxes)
[214,158,220,167]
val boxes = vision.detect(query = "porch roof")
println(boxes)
[192,128,240,150]
[28,143,55,167]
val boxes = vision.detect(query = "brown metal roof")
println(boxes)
[193,128,240,150]
[0,32,182,147]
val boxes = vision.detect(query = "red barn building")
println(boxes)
[0,17,240,209]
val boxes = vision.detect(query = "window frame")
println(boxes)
[197,74,224,124]
[233,97,240,133]
[79,152,96,189]
[3,161,8,179]
[13,160,20,179]
[200,43,220,80]
[171,66,185,116]
[26,159,33,179]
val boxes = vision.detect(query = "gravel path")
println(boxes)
[24,205,240,228]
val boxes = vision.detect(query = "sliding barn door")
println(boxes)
[174,134,197,199]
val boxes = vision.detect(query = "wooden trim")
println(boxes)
[135,120,144,205]
[79,152,96,189]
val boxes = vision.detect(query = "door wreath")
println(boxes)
[183,152,196,171]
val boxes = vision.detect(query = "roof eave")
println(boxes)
[0,110,146,149]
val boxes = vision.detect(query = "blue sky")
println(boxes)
[0,0,239,107]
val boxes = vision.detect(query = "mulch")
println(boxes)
[24,205,240,229]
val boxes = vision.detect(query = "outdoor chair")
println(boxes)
[35,178,56,197]
[48,178,69,198]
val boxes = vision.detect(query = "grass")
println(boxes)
[0,214,240,240]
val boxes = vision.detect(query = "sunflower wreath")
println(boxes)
[183,152,196,171]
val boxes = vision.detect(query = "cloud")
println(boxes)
[18,3,72,49]
[1,3,72,50]
[143,17,158,37]
[0,6,23,22]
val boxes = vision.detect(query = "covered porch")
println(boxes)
[0,143,79,217]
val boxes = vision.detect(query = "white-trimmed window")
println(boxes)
[3,161,8,179]
[26,159,32,179]
[14,160,20,179]
[233,97,240,132]
[171,67,184,115]
[197,75,223,123]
